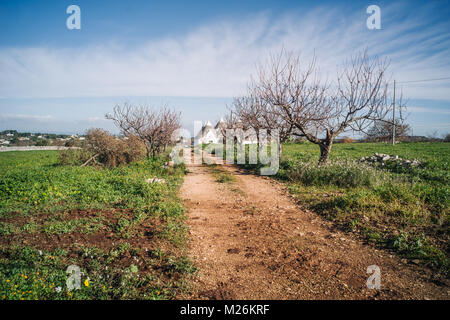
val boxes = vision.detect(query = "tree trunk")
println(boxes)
[256,131,260,164]
[318,141,332,165]
[145,145,152,159]
[278,142,282,159]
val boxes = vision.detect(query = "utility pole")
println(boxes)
[392,79,396,146]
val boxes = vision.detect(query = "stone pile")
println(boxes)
[359,153,421,167]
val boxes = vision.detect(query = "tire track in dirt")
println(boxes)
[180,156,448,300]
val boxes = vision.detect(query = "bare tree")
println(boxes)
[105,103,181,158]
[231,92,293,156]
[252,49,404,164]
[215,110,239,145]
[366,120,411,142]
[230,96,262,145]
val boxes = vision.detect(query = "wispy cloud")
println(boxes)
[87,116,108,122]
[0,3,449,100]
[408,106,450,114]
[0,113,55,121]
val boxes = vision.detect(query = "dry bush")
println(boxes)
[121,134,148,164]
[59,148,94,166]
[59,128,146,167]
[341,137,355,144]
[86,128,146,167]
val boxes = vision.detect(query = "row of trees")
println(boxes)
[93,49,407,166]
[229,49,407,164]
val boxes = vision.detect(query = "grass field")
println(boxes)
[1,142,448,300]
[0,151,194,300]
[278,142,449,274]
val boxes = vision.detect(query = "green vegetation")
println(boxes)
[203,141,449,273]
[278,142,449,274]
[0,151,195,300]
[206,164,235,184]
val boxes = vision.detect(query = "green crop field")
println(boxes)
[278,142,449,274]
[0,151,194,300]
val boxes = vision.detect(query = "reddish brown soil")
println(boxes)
[0,208,166,259]
[0,208,185,285]
[180,155,449,300]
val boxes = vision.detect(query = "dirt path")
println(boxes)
[180,155,448,300]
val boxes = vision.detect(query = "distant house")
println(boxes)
[196,121,222,144]
[195,118,258,145]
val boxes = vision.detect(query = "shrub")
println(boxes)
[58,148,94,166]
[282,160,385,188]
[67,129,147,167]
[337,137,355,144]
[444,133,450,142]
[35,139,49,146]
[64,139,75,147]
[58,129,146,167]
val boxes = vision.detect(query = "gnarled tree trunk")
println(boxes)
[318,141,332,165]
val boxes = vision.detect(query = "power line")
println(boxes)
[396,76,450,84]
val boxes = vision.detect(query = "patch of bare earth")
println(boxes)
[0,209,176,275]
[180,154,449,300]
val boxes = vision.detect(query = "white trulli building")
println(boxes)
[195,120,222,144]
[195,118,258,145]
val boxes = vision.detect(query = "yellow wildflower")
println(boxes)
[84,279,89,287]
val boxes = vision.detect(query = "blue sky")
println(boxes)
[0,0,449,136]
